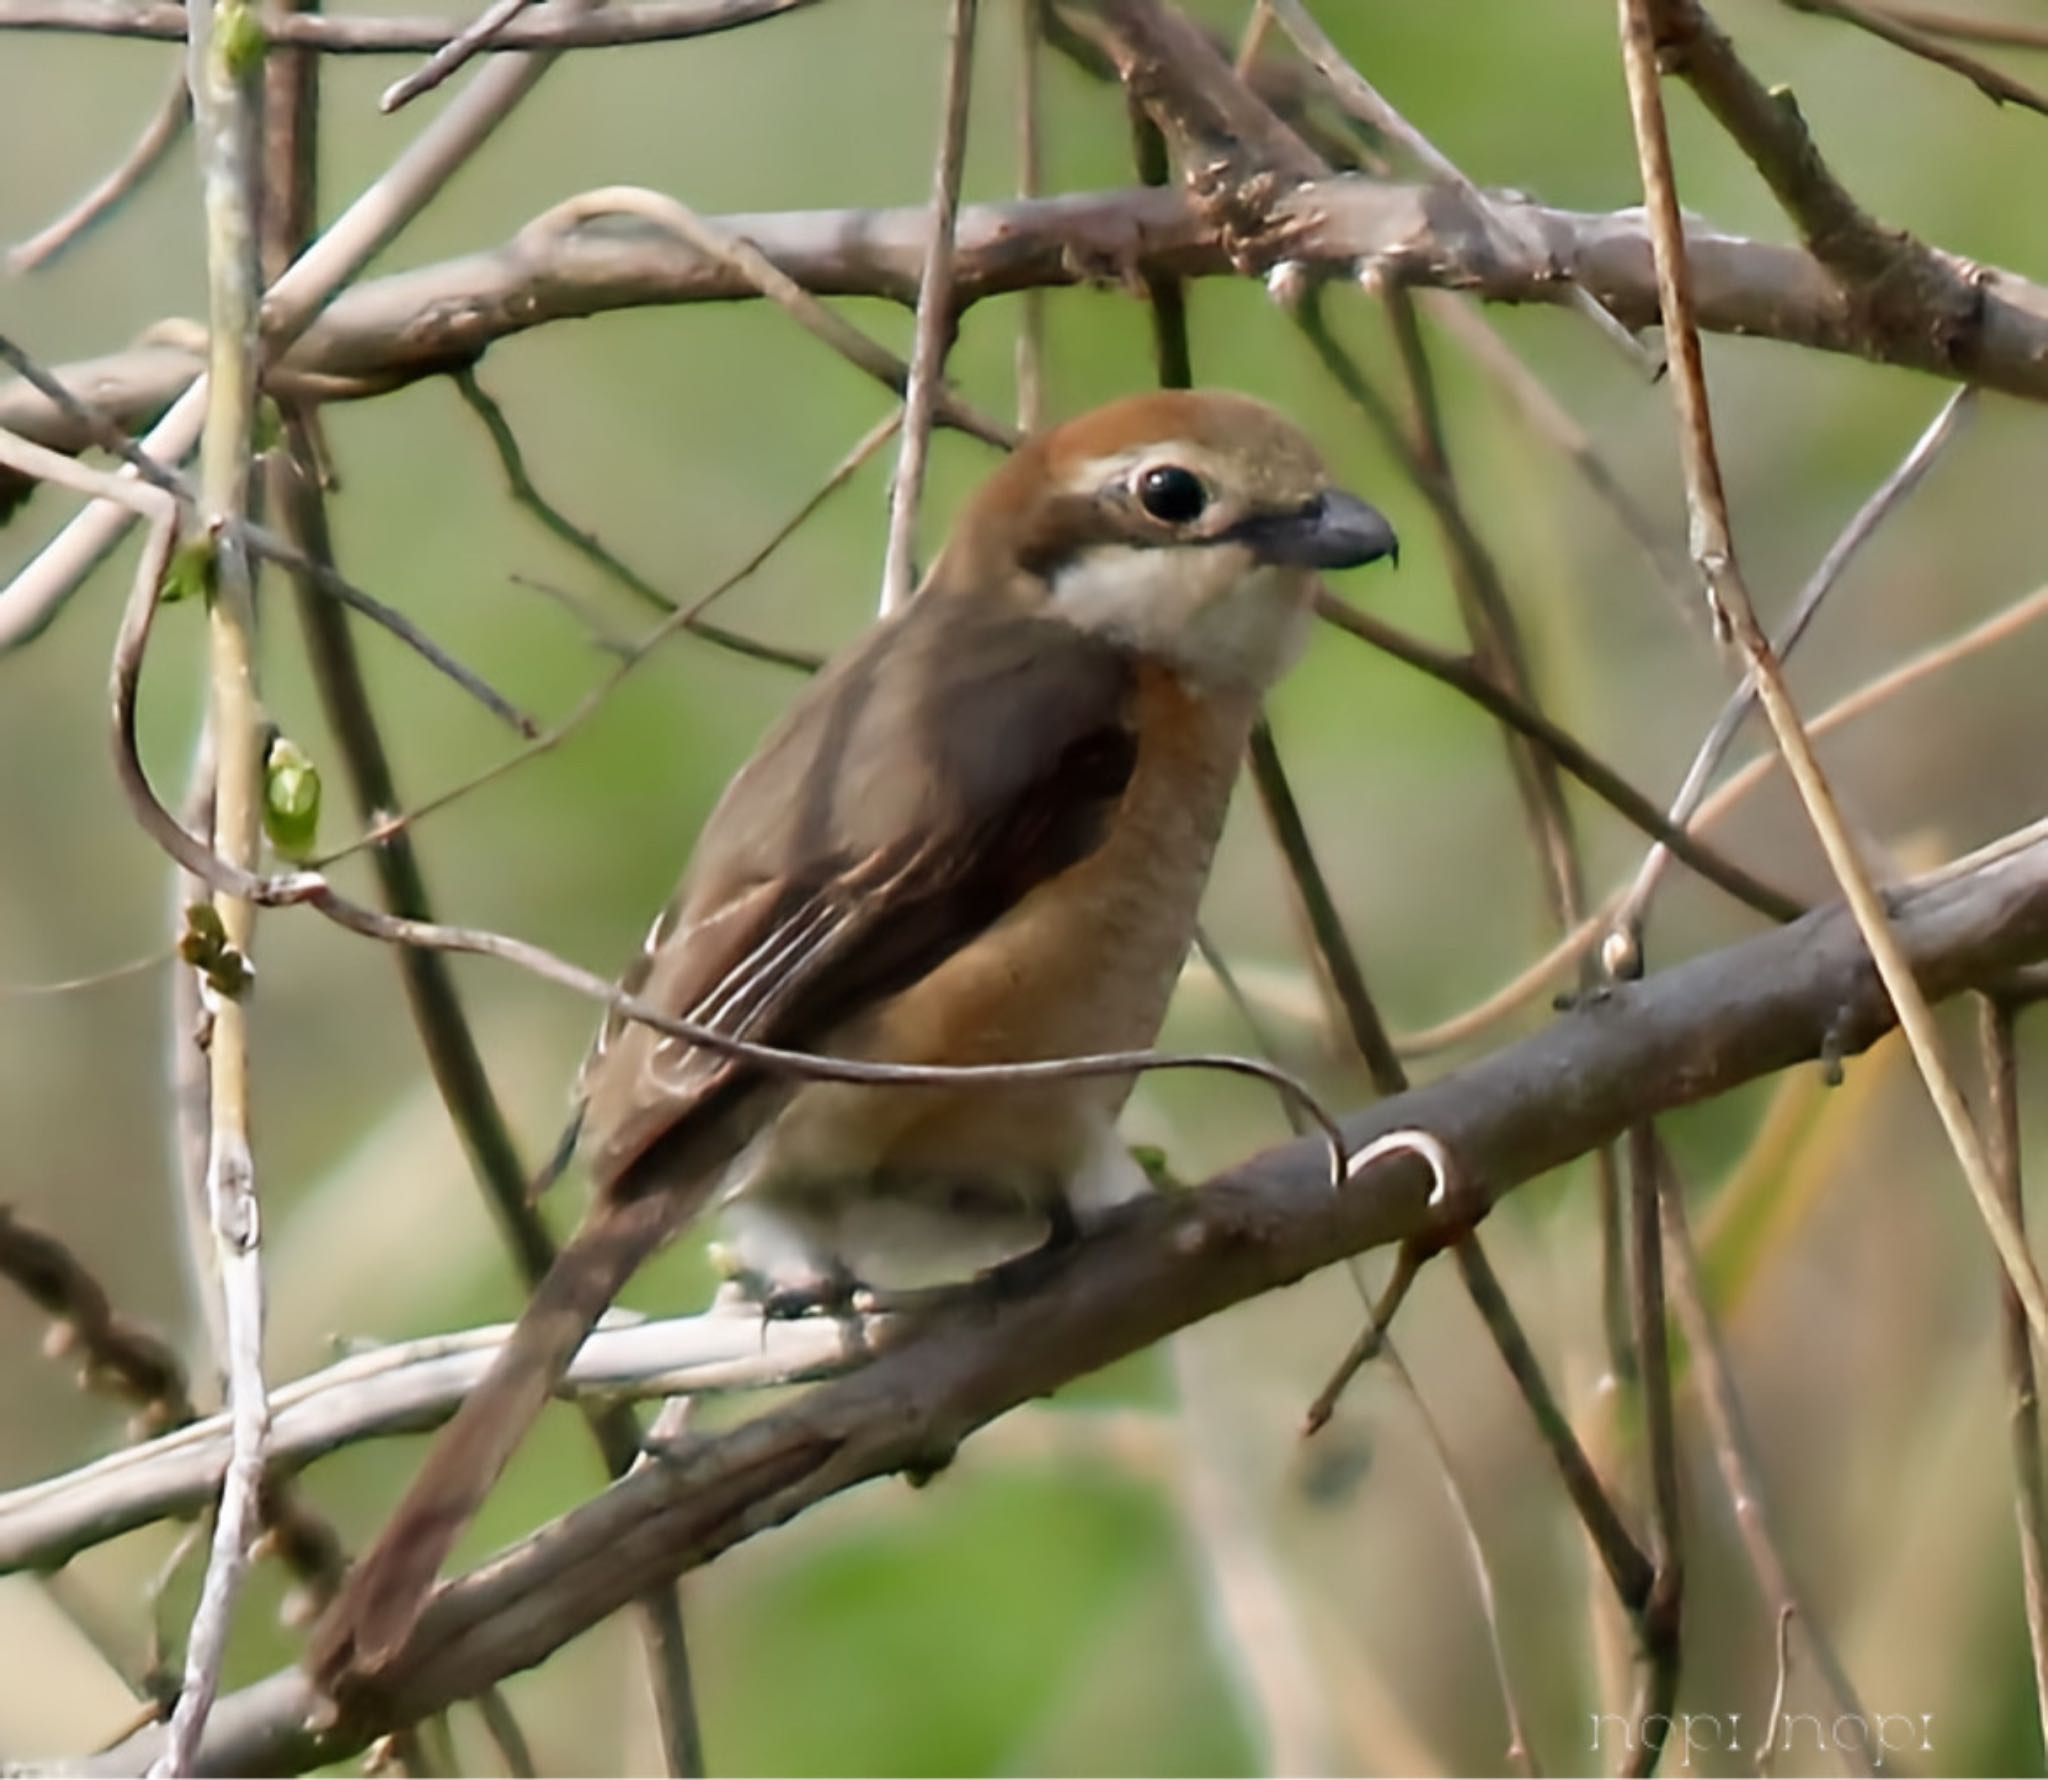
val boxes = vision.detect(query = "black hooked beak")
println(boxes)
[1237,489,1399,571]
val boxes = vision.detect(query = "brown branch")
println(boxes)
[1876,5,2048,51]
[1060,0,1323,184]
[6,60,190,273]
[1012,0,1046,433]
[1624,0,2048,1350]
[533,185,1016,450]
[1780,0,2048,115]
[74,822,2048,1776]
[1374,277,1587,931]
[0,0,821,48]
[1616,386,1972,934]
[879,0,977,613]
[1657,1142,1875,1772]
[381,0,538,111]
[1312,593,1803,924]
[308,413,896,869]
[7,178,2048,475]
[0,335,534,730]
[1980,995,2048,1756]
[1621,1128,1682,1773]
[1650,0,1990,374]
[1245,720,1405,1093]
[0,1207,193,1433]
[1453,1238,1655,1616]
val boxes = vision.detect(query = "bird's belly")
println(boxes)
[730,669,1253,1223]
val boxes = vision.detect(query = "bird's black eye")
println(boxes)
[1136,464,1208,526]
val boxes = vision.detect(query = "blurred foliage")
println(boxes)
[4,0,2048,1773]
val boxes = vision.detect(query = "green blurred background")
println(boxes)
[5,0,2048,1771]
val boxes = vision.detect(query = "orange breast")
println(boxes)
[749,664,1257,1200]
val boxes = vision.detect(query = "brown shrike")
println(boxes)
[310,389,1397,1687]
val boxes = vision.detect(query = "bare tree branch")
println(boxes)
[5,60,189,273]
[1623,0,2048,1351]
[0,1206,194,1433]
[1779,0,2048,115]
[72,820,2048,1776]
[11,175,2048,485]
[879,0,978,612]
[0,0,820,49]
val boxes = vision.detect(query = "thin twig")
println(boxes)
[0,0,820,49]
[1246,719,1406,1092]
[73,823,2048,1774]
[1877,5,2048,51]
[381,0,536,110]
[1127,104,1192,389]
[540,186,1015,452]
[1312,592,1804,925]
[0,1207,194,1433]
[1378,1339,1540,1776]
[1392,569,2048,1059]
[1453,1239,1655,1615]
[153,0,269,1753]
[6,60,190,273]
[880,0,978,613]
[451,367,679,617]
[0,334,535,730]
[1618,386,1973,932]
[167,725,228,1383]
[1228,704,1565,1761]
[1657,1141,1875,1773]
[0,950,170,996]
[313,411,896,867]
[1431,299,1693,613]
[1302,287,1587,935]
[1781,0,2048,115]
[1620,0,2048,1351]
[1980,995,2048,1757]
[0,1306,890,1571]
[1013,0,1046,433]
[1263,0,1472,190]
[1622,1127,1682,1774]
[473,1688,539,1779]
[0,0,598,650]
[1301,1245,1418,1434]
[1757,1603,1795,1774]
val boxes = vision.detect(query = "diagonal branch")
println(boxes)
[75,821,2048,1776]
[880,0,978,612]
[1622,0,2048,1353]
[1779,0,2048,116]
[0,0,822,47]
[13,177,2048,477]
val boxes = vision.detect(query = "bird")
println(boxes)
[308,388,1397,1688]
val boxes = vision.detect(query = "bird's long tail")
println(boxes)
[308,1187,690,1686]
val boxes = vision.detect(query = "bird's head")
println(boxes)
[932,389,1397,691]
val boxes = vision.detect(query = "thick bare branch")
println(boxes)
[10,177,2048,480]
[0,1309,884,1573]
[0,0,818,49]
[75,821,2048,1776]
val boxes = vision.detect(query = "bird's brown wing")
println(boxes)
[581,598,1140,1192]
[312,603,1141,1687]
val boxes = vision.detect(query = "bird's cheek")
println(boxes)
[1181,561,1315,690]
